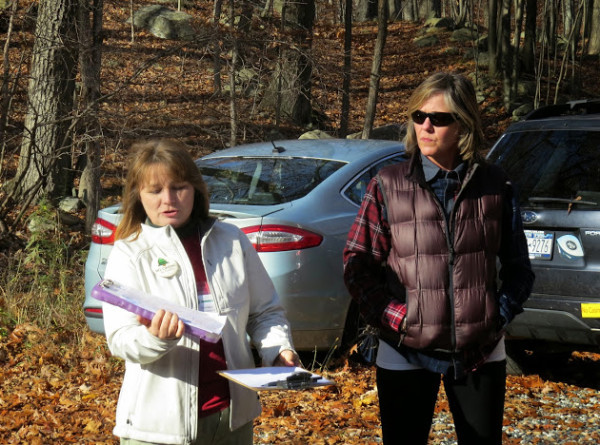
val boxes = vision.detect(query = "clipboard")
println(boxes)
[218,367,334,391]
[92,279,226,342]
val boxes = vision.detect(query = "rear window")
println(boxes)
[197,157,345,205]
[488,129,600,209]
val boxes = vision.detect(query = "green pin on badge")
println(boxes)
[154,256,179,277]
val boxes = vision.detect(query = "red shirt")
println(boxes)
[181,233,230,417]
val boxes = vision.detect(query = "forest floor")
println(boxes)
[2,1,600,444]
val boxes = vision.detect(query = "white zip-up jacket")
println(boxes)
[103,218,295,444]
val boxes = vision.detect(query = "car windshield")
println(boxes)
[488,129,600,209]
[198,156,345,205]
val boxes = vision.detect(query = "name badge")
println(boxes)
[152,257,180,278]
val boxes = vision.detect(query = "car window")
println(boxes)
[488,129,600,209]
[198,157,345,205]
[344,155,406,205]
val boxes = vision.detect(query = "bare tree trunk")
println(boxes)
[274,5,285,129]
[355,0,377,21]
[545,0,557,54]
[130,0,135,43]
[339,0,352,137]
[555,2,584,101]
[77,0,104,232]
[589,0,600,54]
[259,0,315,126]
[487,0,498,77]
[452,0,470,28]
[212,0,223,95]
[362,0,387,139]
[0,0,18,153]
[228,0,238,146]
[402,0,417,21]
[13,0,78,203]
[510,0,525,101]
[290,0,315,125]
[500,0,512,108]
[522,0,537,74]
[261,0,274,17]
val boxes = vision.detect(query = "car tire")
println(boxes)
[505,353,525,376]
[340,301,378,365]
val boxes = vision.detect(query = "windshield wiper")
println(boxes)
[529,196,598,206]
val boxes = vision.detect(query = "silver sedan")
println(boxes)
[83,138,406,351]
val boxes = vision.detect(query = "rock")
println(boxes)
[347,123,406,141]
[414,34,440,48]
[130,5,167,28]
[425,17,455,30]
[513,103,534,119]
[298,130,334,139]
[451,27,479,42]
[27,215,56,233]
[59,197,81,213]
[129,5,195,40]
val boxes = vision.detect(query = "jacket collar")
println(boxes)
[406,149,481,187]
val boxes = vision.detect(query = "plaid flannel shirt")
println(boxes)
[343,177,406,332]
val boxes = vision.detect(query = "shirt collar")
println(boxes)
[420,152,467,182]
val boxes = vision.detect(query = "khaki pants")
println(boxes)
[119,407,253,445]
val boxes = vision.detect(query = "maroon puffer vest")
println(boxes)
[377,158,507,353]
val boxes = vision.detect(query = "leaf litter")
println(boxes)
[3,1,600,444]
[2,325,600,444]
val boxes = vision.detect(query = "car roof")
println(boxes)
[502,99,600,134]
[199,138,405,164]
[503,114,600,133]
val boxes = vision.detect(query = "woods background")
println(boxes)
[2,0,600,237]
[2,2,600,443]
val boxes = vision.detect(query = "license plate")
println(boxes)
[524,230,554,260]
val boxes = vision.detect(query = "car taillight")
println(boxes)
[91,218,116,245]
[84,307,103,318]
[241,225,323,252]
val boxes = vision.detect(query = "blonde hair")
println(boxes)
[403,72,485,162]
[115,139,209,241]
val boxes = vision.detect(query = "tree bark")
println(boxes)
[0,0,19,152]
[339,0,352,137]
[229,0,238,146]
[212,0,223,95]
[487,0,498,77]
[14,0,78,202]
[362,0,387,139]
[589,0,600,54]
[522,0,537,74]
[260,0,315,126]
[500,0,512,108]
[355,0,377,22]
[510,0,525,101]
[77,0,104,232]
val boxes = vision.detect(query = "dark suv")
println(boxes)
[487,100,600,354]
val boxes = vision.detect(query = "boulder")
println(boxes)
[130,5,195,40]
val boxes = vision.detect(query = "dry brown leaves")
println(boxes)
[2,324,600,444]
[0,325,121,444]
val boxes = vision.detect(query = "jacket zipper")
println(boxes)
[424,181,457,352]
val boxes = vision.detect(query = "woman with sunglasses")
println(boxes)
[343,72,534,444]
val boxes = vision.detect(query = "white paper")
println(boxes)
[92,279,226,342]
[219,366,334,391]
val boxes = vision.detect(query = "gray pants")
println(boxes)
[119,407,253,445]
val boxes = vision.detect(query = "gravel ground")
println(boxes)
[430,387,600,444]
[254,350,600,445]
[428,351,600,445]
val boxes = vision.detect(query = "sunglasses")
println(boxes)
[411,110,458,127]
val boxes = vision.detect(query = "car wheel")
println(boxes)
[340,301,378,365]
